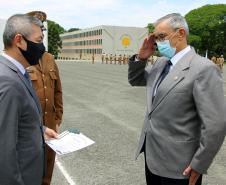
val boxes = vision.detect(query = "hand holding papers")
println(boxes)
[45,130,95,155]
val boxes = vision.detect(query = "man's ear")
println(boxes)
[14,34,25,49]
[177,28,186,40]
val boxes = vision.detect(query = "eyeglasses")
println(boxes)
[154,30,178,42]
[154,32,169,42]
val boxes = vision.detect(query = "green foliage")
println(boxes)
[188,34,201,50]
[147,23,154,33]
[47,20,65,58]
[68,28,80,32]
[185,4,226,57]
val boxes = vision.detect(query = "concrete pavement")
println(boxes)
[51,61,226,185]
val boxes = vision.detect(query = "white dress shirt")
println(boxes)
[2,53,26,75]
[170,45,191,69]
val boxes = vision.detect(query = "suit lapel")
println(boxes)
[17,72,42,113]
[146,58,169,113]
[147,58,167,112]
[0,55,42,114]
[150,48,196,114]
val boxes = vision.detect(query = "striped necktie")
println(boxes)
[156,60,172,89]
[152,60,172,101]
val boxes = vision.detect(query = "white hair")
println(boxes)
[3,14,43,48]
[154,13,189,36]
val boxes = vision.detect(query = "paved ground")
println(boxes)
[51,61,226,185]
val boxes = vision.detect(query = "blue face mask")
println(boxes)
[156,40,176,59]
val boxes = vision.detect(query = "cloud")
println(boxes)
[0,0,225,29]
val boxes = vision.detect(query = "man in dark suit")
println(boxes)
[0,14,57,185]
[128,13,226,185]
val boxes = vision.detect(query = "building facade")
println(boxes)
[58,25,148,60]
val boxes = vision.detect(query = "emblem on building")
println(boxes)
[120,34,132,48]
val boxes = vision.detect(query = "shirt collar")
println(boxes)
[170,45,191,67]
[2,53,26,75]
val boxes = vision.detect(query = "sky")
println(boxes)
[0,0,225,30]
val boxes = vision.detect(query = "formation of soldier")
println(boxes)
[211,55,225,72]
[101,53,130,65]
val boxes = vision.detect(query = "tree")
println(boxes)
[68,28,80,32]
[187,34,202,53]
[185,4,226,57]
[47,20,65,58]
[147,23,154,33]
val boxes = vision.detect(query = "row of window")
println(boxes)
[61,29,102,39]
[61,49,103,54]
[62,39,102,46]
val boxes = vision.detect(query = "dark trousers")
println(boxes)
[145,160,202,185]
[42,145,56,185]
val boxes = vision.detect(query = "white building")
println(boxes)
[59,25,148,60]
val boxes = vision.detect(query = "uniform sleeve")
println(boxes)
[53,58,63,125]
[191,64,226,174]
[0,80,25,185]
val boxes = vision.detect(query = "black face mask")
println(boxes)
[19,36,46,65]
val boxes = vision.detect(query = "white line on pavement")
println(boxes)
[55,157,76,185]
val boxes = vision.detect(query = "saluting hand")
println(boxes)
[138,33,156,61]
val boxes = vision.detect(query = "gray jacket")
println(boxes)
[128,48,226,179]
[0,55,45,185]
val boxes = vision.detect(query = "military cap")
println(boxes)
[26,11,47,22]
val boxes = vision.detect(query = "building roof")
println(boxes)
[60,25,147,36]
